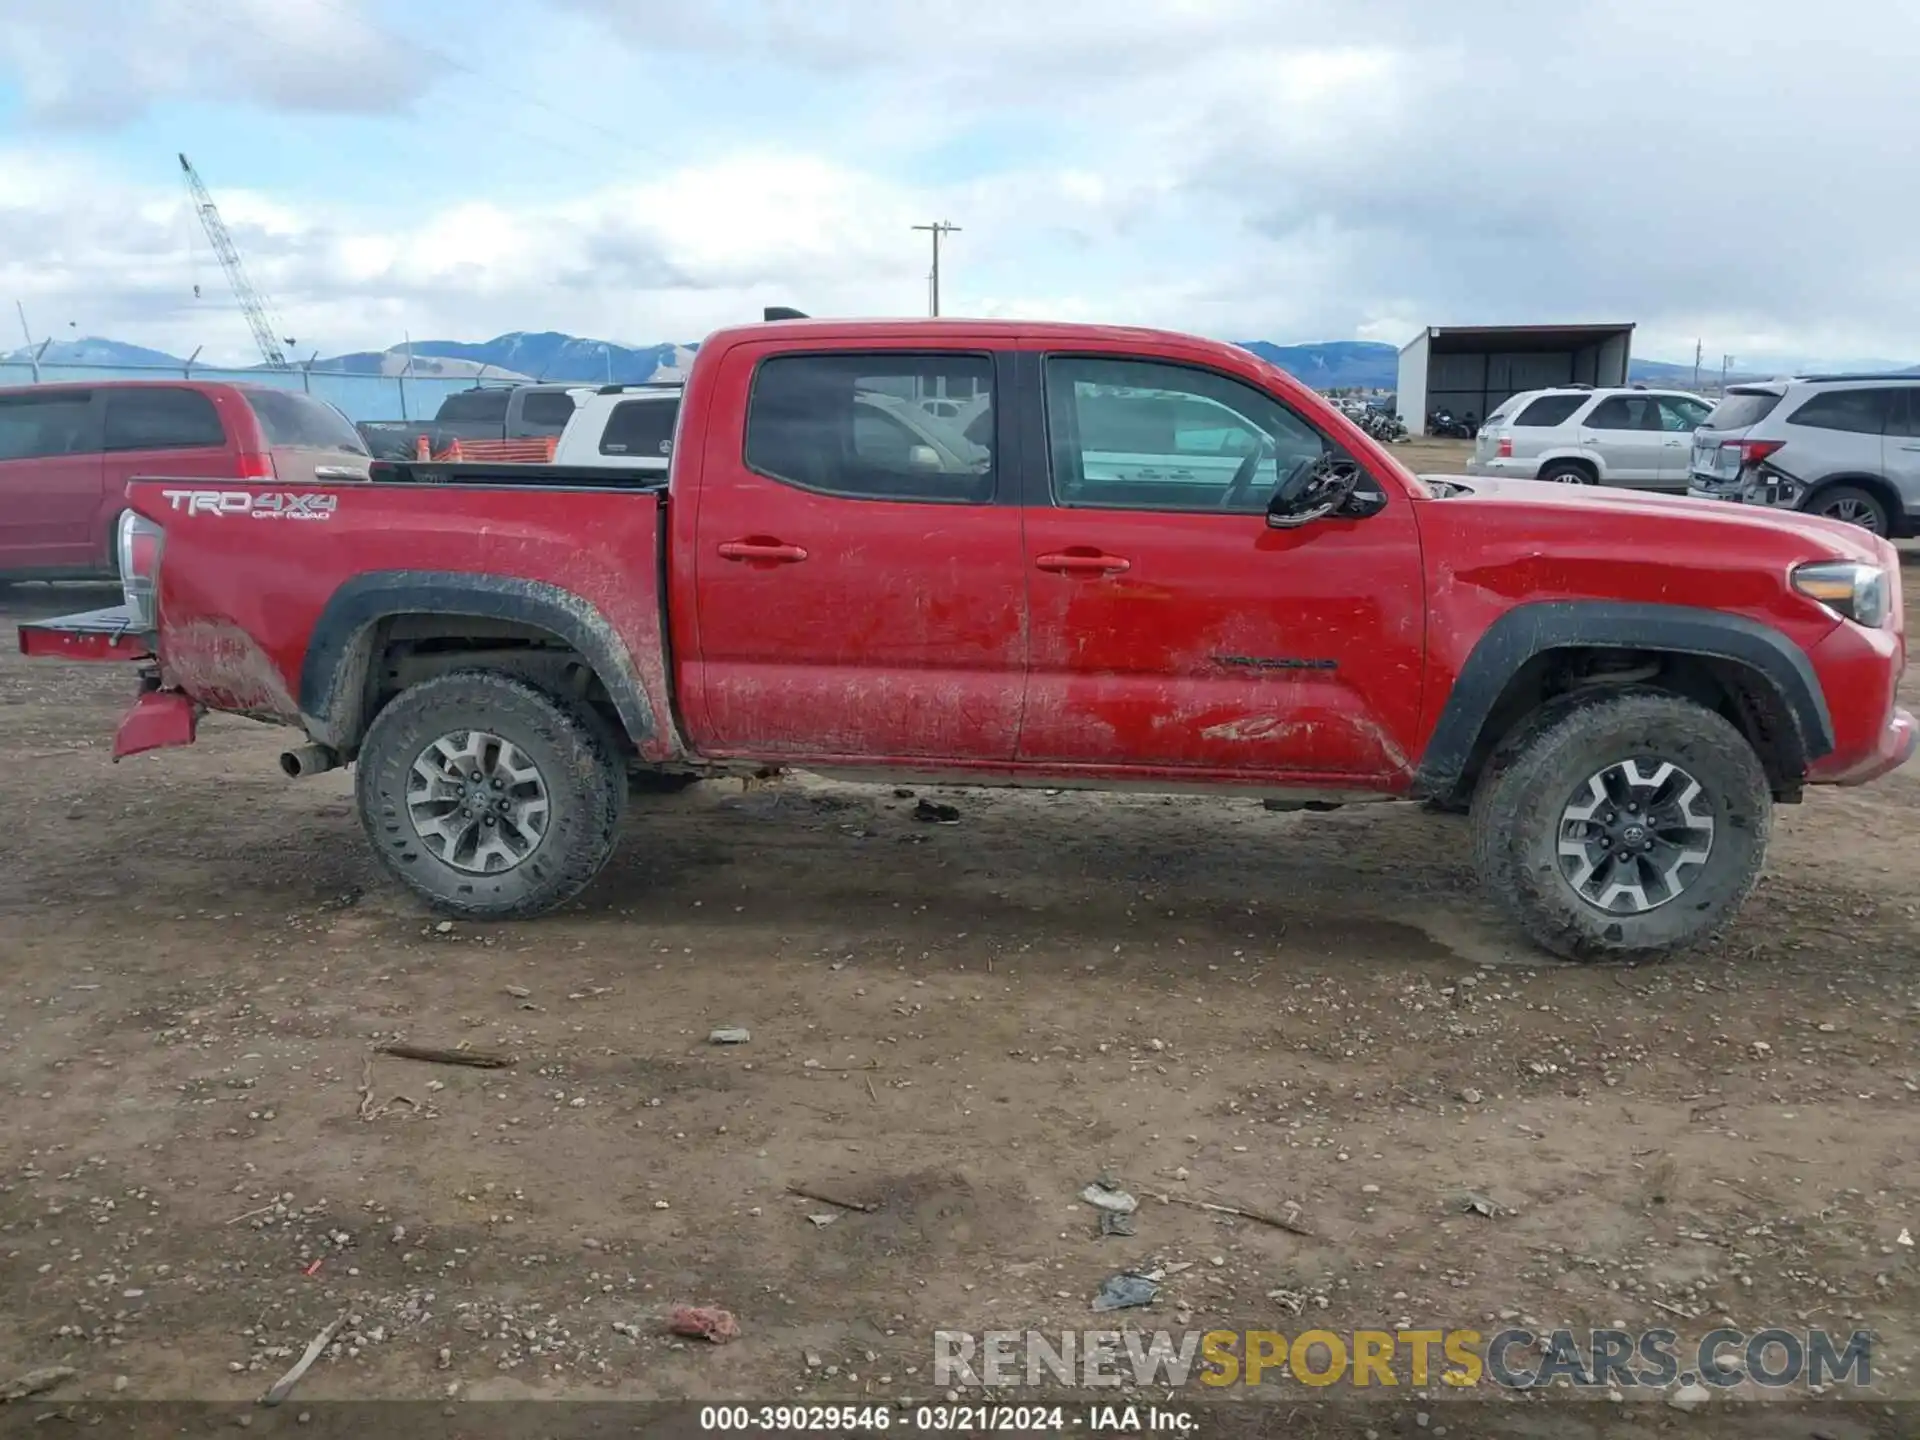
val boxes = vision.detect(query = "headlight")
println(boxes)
[1792,560,1890,628]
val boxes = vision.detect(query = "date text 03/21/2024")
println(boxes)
[695,1404,1191,1432]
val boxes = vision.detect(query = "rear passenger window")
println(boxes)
[521,391,577,427]
[1512,395,1586,427]
[0,393,94,460]
[600,398,679,457]
[1787,389,1892,435]
[102,389,225,451]
[746,354,994,503]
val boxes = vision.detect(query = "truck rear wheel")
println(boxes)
[355,670,626,920]
[1470,692,1770,962]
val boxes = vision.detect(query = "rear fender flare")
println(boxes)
[1412,601,1833,800]
[298,571,656,753]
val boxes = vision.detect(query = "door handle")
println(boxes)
[1036,550,1131,575]
[718,538,809,563]
[314,464,371,480]
[1903,443,1920,452]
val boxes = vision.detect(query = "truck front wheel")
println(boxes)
[355,670,626,920]
[1470,692,1770,962]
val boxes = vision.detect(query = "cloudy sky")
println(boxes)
[1,0,1914,366]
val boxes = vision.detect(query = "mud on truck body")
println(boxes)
[21,317,1914,962]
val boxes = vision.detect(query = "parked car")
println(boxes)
[1469,387,1713,490]
[551,384,681,476]
[19,317,1912,963]
[355,382,597,461]
[1685,375,1920,538]
[0,380,370,580]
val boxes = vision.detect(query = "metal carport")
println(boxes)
[1396,324,1635,435]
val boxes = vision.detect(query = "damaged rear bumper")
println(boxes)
[113,688,200,761]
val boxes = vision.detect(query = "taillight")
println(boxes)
[237,451,277,480]
[1736,439,1785,469]
[118,512,165,632]
[1496,437,1513,458]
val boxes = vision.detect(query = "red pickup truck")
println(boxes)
[18,317,1913,961]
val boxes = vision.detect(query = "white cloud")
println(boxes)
[2,0,1916,363]
[0,0,426,127]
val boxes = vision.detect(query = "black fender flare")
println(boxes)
[298,571,658,751]
[1412,601,1833,799]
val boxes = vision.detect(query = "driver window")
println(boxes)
[1044,356,1327,513]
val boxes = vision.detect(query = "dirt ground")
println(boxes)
[2,555,1918,1435]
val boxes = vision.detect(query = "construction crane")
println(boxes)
[178,153,292,369]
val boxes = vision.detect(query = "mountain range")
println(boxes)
[9,333,1917,391]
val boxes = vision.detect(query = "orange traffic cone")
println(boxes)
[415,435,430,460]
[445,437,465,462]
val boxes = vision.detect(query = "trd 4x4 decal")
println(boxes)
[160,491,338,520]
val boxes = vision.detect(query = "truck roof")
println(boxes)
[705,316,1247,355]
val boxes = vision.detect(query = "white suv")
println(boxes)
[1467,386,1713,491]
[1685,375,1920,538]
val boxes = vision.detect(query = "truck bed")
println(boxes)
[369,460,668,489]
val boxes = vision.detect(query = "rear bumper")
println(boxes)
[18,605,153,662]
[113,689,200,761]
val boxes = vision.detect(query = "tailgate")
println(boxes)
[18,605,154,661]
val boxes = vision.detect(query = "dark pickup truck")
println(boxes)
[19,316,1914,961]
[355,382,592,460]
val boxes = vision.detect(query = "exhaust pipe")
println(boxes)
[280,744,340,779]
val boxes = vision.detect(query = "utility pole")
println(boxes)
[1692,339,1702,391]
[911,220,961,317]
[1721,354,1735,393]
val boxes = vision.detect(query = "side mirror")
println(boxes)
[1266,458,1382,529]
[907,444,941,469]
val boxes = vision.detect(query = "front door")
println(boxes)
[1019,354,1426,778]
[1579,393,1666,486]
[688,344,1028,761]
[1655,394,1711,488]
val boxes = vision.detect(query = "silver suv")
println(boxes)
[1686,375,1920,538]
[1467,386,1712,490]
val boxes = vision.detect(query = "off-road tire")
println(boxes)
[355,670,626,919]
[1805,484,1891,538]
[1471,692,1770,962]
[1538,459,1598,485]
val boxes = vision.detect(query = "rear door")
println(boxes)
[687,344,1027,760]
[1579,394,1666,484]
[1019,352,1425,777]
[1781,387,1895,487]
[1881,387,1920,526]
[240,389,372,485]
[0,390,104,571]
[101,388,235,518]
